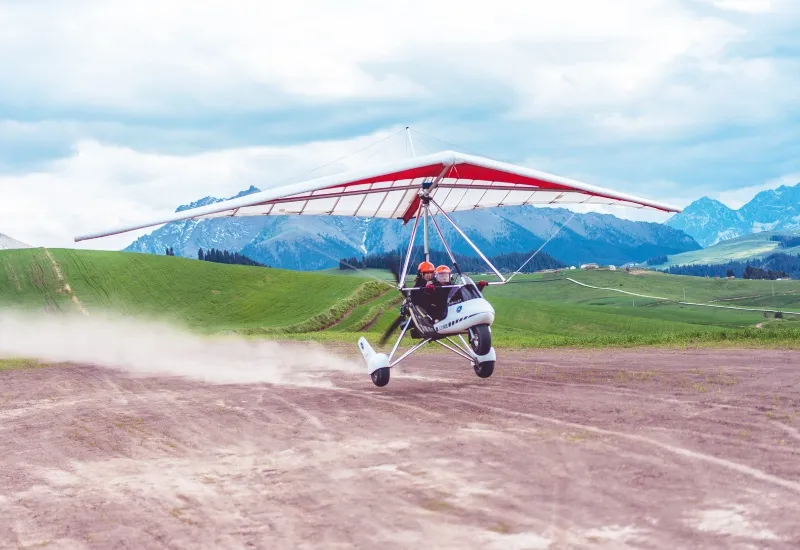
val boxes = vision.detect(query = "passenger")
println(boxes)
[434,265,451,285]
[411,261,440,321]
[428,265,452,321]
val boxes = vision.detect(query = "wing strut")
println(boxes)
[398,199,423,289]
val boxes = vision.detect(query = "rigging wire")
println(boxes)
[264,126,409,189]
[506,210,579,283]
[406,127,489,159]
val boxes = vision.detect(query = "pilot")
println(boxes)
[414,261,436,288]
[411,261,440,320]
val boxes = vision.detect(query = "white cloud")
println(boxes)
[705,0,776,13]
[715,172,800,208]
[1,0,795,137]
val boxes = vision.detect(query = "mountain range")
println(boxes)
[665,183,800,248]
[124,185,700,270]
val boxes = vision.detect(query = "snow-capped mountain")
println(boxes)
[665,183,800,247]
[0,233,32,250]
[124,186,701,269]
[125,186,275,260]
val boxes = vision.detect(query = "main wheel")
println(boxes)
[370,367,390,387]
[468,324,492,356]
[474,360,495,378]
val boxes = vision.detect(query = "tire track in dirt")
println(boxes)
[489,374,762,417]
[357,368,799,477]
[479,384,758,422]
[258,388,326,430]
[330,386,447,419]
[436,394,800,494]
[774,421,800,443]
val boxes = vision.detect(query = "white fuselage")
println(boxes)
[433,297,495,335]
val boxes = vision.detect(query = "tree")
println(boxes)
[726,268,734,278]
[646,255,668,266]
[199,247,268,267]
[338,245,565,274]
[198,248,204,260]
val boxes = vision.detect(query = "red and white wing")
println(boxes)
[74,151,681,242]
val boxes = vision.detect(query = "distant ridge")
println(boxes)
[0,233,32,250]
[665,181,800,247]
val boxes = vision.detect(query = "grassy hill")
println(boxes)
[0,248,391,333]
[647,230,800,268]
[1,248,799,350]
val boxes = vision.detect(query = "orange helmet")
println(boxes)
[435,265,451,283]
[417,261,434,273]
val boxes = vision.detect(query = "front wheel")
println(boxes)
[371,367,390,387]
[468,324,492,356]
[474,360,494,378]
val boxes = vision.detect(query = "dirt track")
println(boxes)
[1,347,799,549]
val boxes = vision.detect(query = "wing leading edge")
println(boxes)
[74,150,682,242]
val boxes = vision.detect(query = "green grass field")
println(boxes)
[472,268,800,347]
[0,358,41,370]
[1,248,799,350]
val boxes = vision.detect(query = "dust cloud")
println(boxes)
[0,311,362,386]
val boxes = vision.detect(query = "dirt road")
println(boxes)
[1,347,799,549]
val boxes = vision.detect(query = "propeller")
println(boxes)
[376,259,410,346]
[379,314,405,346]
[386,259,402,286]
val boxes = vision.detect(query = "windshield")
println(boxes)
[446,281,482,305]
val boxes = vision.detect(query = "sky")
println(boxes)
[1,0,799,250]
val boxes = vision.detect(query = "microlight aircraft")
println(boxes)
[75,132,681,387]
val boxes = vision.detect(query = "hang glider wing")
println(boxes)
[74,150,682,242]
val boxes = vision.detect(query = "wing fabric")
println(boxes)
[74,150,681,242]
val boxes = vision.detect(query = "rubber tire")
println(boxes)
[469,324,492,356]
[474,360,495,378]
[371,367,390,387]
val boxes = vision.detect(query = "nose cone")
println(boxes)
[475,298,495,325]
